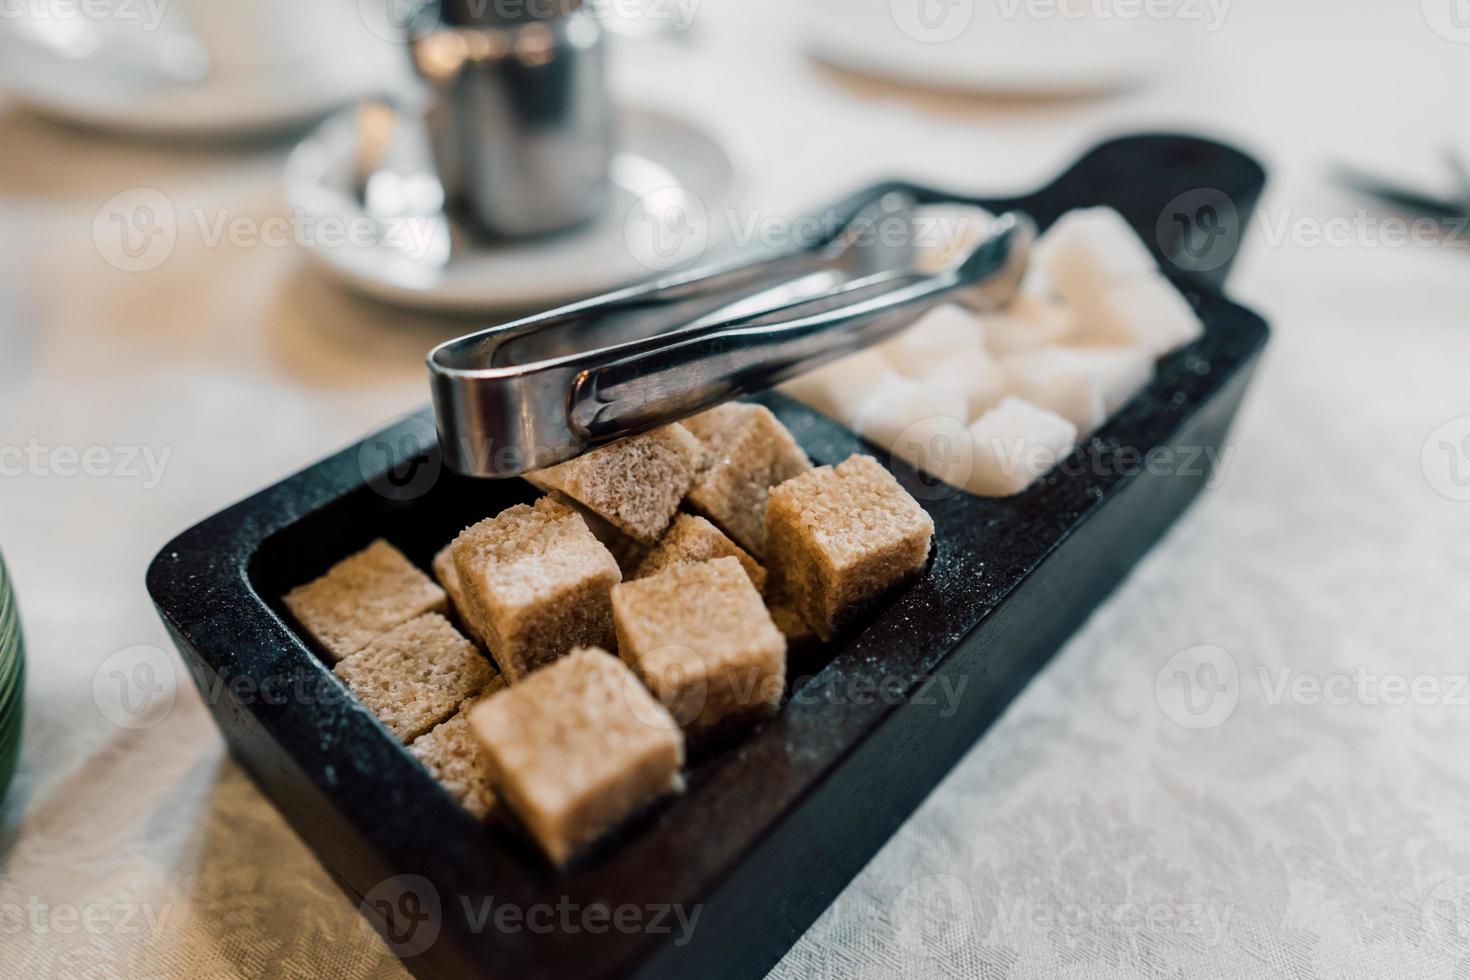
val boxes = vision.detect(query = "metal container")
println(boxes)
[410,1,614,239]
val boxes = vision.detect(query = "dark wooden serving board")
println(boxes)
[148,133,1268,980]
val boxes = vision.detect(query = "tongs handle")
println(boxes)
[453,192,920,371]
[570,213,1033,439]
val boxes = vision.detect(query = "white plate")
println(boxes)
[0,25,412,138]
[284,105,741,312]
[802,0,1183,95]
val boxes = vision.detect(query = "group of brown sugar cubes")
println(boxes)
[283,401,934,867]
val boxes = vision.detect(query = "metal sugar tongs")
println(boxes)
[428,196,1035,478]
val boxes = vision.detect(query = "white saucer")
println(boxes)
[802,0,1182,95]
[284,105,740,312]
[0,25,413,138]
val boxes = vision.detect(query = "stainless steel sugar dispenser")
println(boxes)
[409,0,614,238]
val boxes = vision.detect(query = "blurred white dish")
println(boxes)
[0,10,412,138]
[802,0,1185,95]
[285,105,739,312]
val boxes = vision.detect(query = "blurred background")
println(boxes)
[2,0,1469,976]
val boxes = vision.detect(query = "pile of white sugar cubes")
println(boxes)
[780,206,1204,496]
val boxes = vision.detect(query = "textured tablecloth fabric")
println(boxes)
[2,2,1470,977]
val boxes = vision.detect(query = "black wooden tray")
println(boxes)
[147,133,1268,980]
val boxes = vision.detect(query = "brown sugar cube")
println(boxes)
[763,575,822,657]
[684,402,811,558]
[284,539,447,661]
[468,647,684,867]
[526,424,704,544]
[766,454,934,641]
[432,544,489,648]
[333,613,495,742]
[612,557,786,737]
[767,599,819,647]
[633,513,767,594]
[451,497,621,682]
[543,490,649,575]
[409,677,507,819]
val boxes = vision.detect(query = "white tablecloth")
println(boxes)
[3,2,1470,977]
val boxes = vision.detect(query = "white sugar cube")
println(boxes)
[1002,346,1155,436]
[779,348,894,425]
[1020,258,1053,299]
[917,348,1006,421]
[966,397,1078,497]
[977,292,1075,357]
[1076,274,1204,357]
[1003,348,1108,436]
[851,373,969,457]
[1067,346,1155,415]
[1036,207,1156,308]
[879,303,985,377]
[913,204,996,275]
[888,413,975,488]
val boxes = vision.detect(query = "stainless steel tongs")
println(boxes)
[429,199,1035,477]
